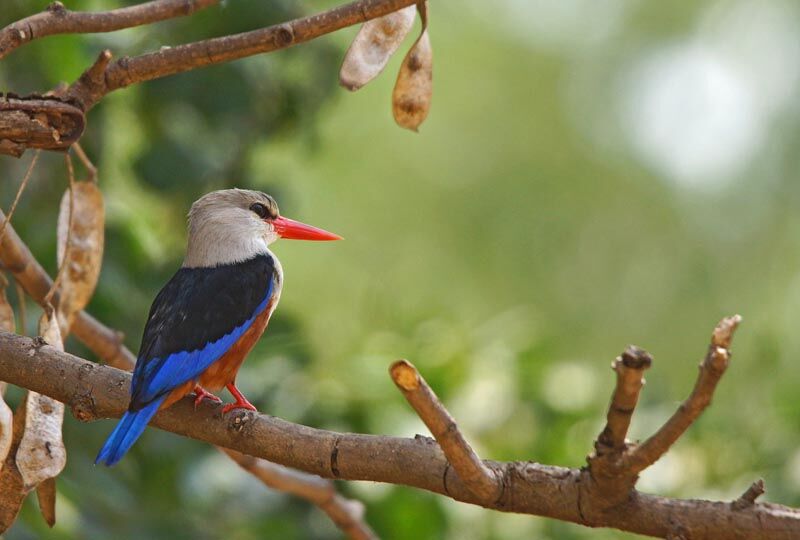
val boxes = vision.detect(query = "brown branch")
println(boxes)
[221,448,377,540]
[625,315,741,474]
[0,208,374,539]
[0,0,220,60]
[0,331,797,539]
[390,359,502,503]
[65,0,418,111]
[0,0,418,155]
[596,346,652,452]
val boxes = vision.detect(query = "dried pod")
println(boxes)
[0,399,28,533]
[56,180,104,334]
[340,5,416,91]
[15,312,66,491]
[0,277,15,473]
[36,477,57,527]
[392,29,433,131]
[0,383,11,474]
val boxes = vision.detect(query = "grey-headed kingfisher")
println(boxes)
[96,189,340,466]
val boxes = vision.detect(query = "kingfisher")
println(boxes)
[95,189,340,466]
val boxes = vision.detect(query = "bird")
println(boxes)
[95,189,341,466]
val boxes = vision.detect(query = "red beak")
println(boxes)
[272,216,342,241]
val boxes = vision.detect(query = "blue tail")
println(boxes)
[95,397,164,466]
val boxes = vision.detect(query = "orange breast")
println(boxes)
[159,301,275,409]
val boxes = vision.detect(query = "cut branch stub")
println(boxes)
[340,5,417,91]
[596,345,652,453]
[0,96,85,157]
[390,359,502,503]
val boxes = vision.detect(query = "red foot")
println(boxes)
[222,383,258,414]
[193,385,223,409]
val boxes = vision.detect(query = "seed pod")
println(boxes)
[340,5,417,91]
[36,477,57,527]
[0,277,15,473]
[392,29,433,131]
[15,312,66,491]
[0,400,27,533]
[56,180,104,334]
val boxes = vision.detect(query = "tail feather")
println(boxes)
[95,398,164,466]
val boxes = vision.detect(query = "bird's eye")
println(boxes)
[250,203,269,219]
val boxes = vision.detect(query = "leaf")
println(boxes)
[340,5,417,91]
[392,3,432,131]
[15,312,66,491]
[36,477,57,527]
[56,180,105,334]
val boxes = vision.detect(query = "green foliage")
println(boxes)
[2,1,800,539]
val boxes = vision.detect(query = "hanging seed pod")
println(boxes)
[0,399,28,533]
[15,311,66,493]
[36,477,57,527]
[392,3,432,131]
[0,275,15,473]
[340,5,417,91]
[55,179,104,334]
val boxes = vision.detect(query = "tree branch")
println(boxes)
[0,0,418,155]
[0,208,374,539]
[625,315,741,474]
[0,330,797,539]
[64,0,417,110]
[0,0,220,60]
[390,359,502,503]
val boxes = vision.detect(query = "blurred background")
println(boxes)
[1,0,799,538]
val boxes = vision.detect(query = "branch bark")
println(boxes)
[0,0,220,60]
[0,330,796,539]
[0,0,419,155]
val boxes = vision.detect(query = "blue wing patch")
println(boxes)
[136,294,271,403]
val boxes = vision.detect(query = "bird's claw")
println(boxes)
[221,400,257,415]
[193,386,223,409]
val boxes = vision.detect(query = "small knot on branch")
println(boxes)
[46,2,67,15]
[733,478,765,510]
[275,25,295,47]
[620,346,653,370]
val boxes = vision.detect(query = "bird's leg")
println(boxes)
[222,382,257,414]
[193,385,223,409]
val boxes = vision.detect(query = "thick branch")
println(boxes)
[625,315,741,474]
[0,0,220,60]
[390,359,502,503]
[0,331,796,539]
[65,0,418,110]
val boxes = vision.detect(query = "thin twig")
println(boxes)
[625,315,742,474]
[71,142,97,182]
[733,479,766,510]
[0,0,220,60]
[0,151,39,247]
[14,281,25,335]
[390,359,502,503]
